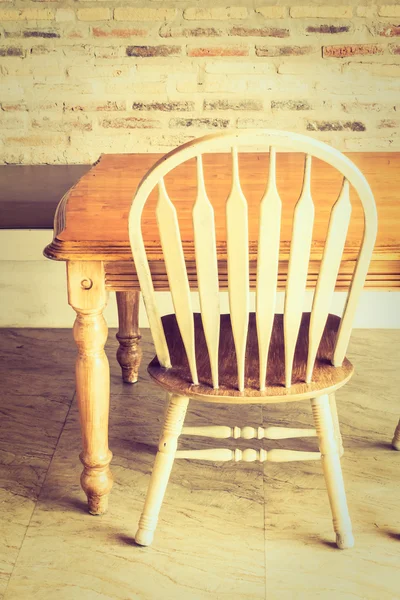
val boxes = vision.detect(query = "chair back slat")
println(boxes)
[333,214,377,366]
[256,147,282,391]
[192,155,220,388]
[130,224,171,369]
[156,178,198,384]
[306,179,352,382]
[226,147,250,391]
[284,154,315,388]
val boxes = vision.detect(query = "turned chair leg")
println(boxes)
[311,395,354,549]
[392,418,400,451]
[329,393,344,456]
[135,393,189,547]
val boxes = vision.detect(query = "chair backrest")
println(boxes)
[129,131,377,392]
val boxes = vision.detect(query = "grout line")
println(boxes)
[3,390,76,598]
[261,404,268,600]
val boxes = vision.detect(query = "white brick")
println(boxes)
[356,6,377,18]
[4,133,66,147]
[379,5,400,17]
[0,7,54,20]
[0,113,26,129]
[290,6,352,18]
[205,61,275,74]
[56,8,75,23]
[67,65,132,79]
[114,7,176,21]
[255,6,286,19]
[77,8,110,21]
[184,7,247,20]
[203,74,247,93]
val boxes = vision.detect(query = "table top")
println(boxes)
[44,151,400,290]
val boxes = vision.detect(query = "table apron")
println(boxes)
[104,259,400,292]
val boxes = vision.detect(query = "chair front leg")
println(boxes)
[311,394,354,549]
[329,393,344,456]
[135,393,189,547]
[392,418,400,450]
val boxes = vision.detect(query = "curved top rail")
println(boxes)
[129,130,377,230]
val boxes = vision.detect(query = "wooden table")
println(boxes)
[44,151,400,515]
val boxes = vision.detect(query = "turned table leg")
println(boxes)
[116,291,142,384]
[67,261,113,514]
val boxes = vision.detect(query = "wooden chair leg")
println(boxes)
[311,395,354,549]
[329,393,344,456]
[135,393,189,546]
[116,291,142,383]
[392,418,400,450]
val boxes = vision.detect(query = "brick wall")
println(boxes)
[0,1,399,164]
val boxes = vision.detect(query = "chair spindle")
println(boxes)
[193,155,220,388]
[226,146,250,391]
[284,154,315,387]
[307,179,352,382]
[156,178,198,384]
[256,147,282,391]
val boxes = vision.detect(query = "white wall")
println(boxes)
[1,230,399,329]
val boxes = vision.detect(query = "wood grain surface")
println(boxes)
[44,151,400,290]
[148,312,353,403]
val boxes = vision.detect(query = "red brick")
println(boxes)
[93,27,147,38]
[272,100,313,110]
[323,44,384,58]
[101,117,162,128]
[256,45,314,57]
[67,30,84,39]
[0,46,25,57]
[132,101,195,111]
[160,26,223,38]
[170,117,230,128]
[188,46,248,57]
[307,120,366,132]
[203,99,263,110]
[376,24,400,37]
[229,26,289,38]
[65,101,126,112]
[64,100,126,112]
[31,116,92,132]
[23,30,60,38]
[378,119,399,128]
[126,45,181,57]
[1,103,28,111]
[341,101,382,113]
[30,45,56,55]
[306,25,351,34]
[5,29,60,38]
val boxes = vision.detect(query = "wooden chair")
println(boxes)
[129,131,377,549]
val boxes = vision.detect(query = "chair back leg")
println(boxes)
[311,394,354,549]
[135,393,189,546]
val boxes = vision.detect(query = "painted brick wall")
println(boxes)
[0,1,399,164]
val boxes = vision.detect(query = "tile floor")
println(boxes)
[0,327,399,599]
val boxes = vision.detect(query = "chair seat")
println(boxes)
[148,312,354,403]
